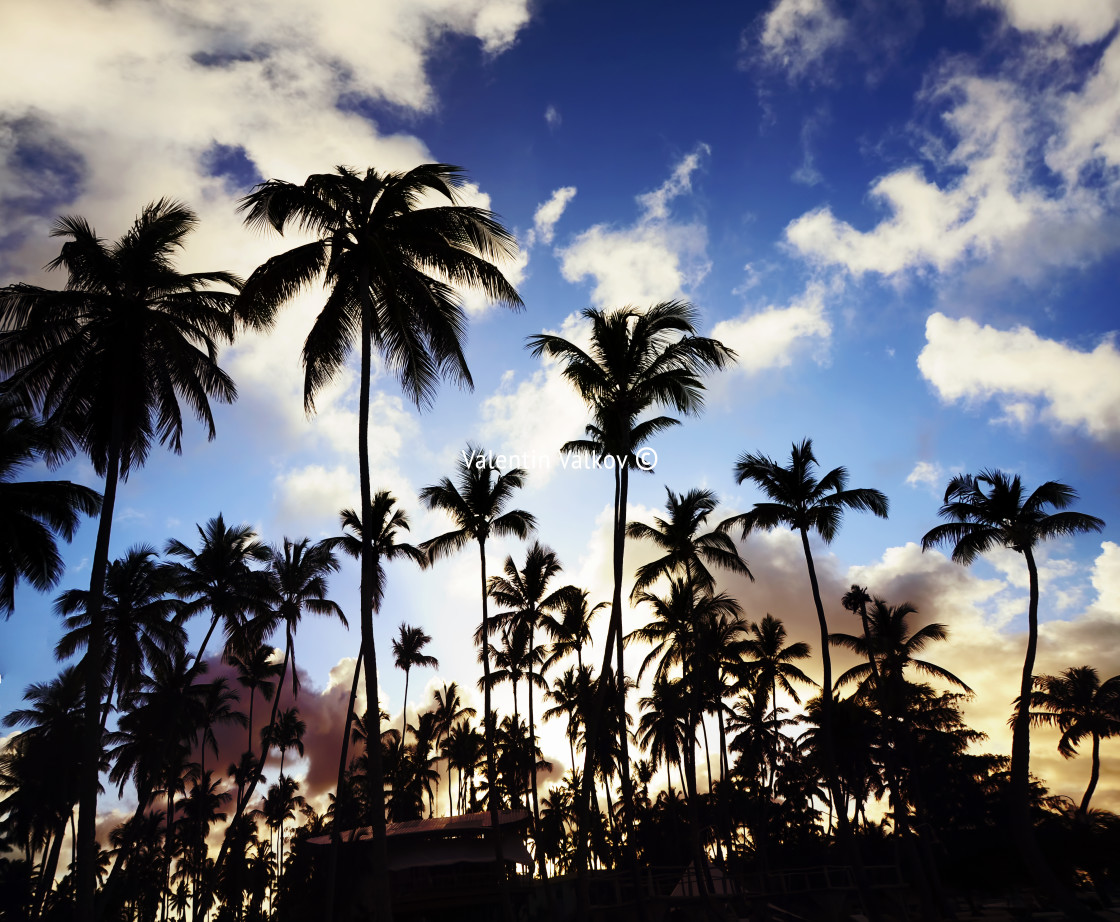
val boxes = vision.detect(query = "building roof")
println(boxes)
[306,809,530,847]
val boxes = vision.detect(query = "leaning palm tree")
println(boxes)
[238,163,521,922]
[0,200,241,916]
[392,623,439,751]
[528,301,734,871]
[421,447,534,897]
[729,439,888,847]
[1029,666,1120,817]
[0,395,101,618]
[922,470,1103,919]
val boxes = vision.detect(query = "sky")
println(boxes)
[2,0,1120,823]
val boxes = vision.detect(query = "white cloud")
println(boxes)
[784,37,1120,283]
[544,105,561,129]
[710,280,833,375]
[917,312,1120,440]
[905,460,945,492]
[984,0,1120,44]
[532,186,577,246]
[756,0,848,81]
[558,145,711,307]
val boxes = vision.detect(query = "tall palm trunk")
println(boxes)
[478,539,513,922]
[325,642,363,922]
[79,409,123,922]
[1010,548,1095,920]
[357,306,393,922]
[400,667,411,753]
[1081,732,1102,816]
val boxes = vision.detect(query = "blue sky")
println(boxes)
[3,0,1119,815]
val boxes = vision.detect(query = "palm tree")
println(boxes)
[0,395,101,617]
[227,642,284,760]
[432,682,476,816]
[637,675,688,801]
[54,544,187,730]
[730,439,888,846]
[628,486,752,596]
[922,470,1103,918]
[541,588,602,674]
[164,515,272,667]
[421,447,533,899]
[543,665,593,775]
[528,302,734,872]
[392,623,439,751]
[0,200,241,915]
[238,164,522,920]
[444,719,485,815]
[487,541,571,838]
[1030,666,1120,816]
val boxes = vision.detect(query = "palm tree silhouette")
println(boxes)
[227,642,283,761]
[0,200,241,912]
[730,438,887,848]
[55,544,186,730]
[238,165,521,920]
[421,445,534,898]
[1029,666,1120,816]
[392,623,439,752]
[487,541,571,839]
[922,470,1104,919]
[0,396,101,618]
[528,301,733,871]
[164,515,272,667]
[432,682,476,816]
[541,588,602,674]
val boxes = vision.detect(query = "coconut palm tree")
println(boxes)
[227,642,284,760]
[1029,666,1120,816]
[0,396,101,618]
[392,623,439,751]
[637,675,688,801]
[543,665,593,779]
[729,439,888,844]
[528,301,734,871]
[487,541,571,836]
[0,201,241,914]
[164,515,273,668]
[432,682,476,816]
[238,164,522,920]
[922,470,1103,919]
[540,588,602,674]
[420,446,534,880]
[54,544,187,729]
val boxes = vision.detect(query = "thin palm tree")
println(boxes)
[323,497,426,922]
[0,200,241,915]
[528,301,734,872]
[421,446,534,892]
[431,682,476,816]
[164,515,272,667]
[227,642,284,760]
[1029,666,1120,816]
[540,588,602,674]
[237,164,522,920]
[729,439,888,847]
[392,623,440,751]
[922,470,1103,919]
[488,541,571,839]
[0,395,101,617]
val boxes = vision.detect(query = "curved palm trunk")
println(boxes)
[400,668,411,752]
[1011,548,1096,920]
[325,642,363,922]
[1080,731,1101,816]
[478,538,514,922]
[79,411,122,922]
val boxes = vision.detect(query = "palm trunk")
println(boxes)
[400,669,410,753]
[1080,731,1101,816]
[478,537,513,922]
[78,410,123,922]
[192,615,221,672]
[1011,547,1096,920]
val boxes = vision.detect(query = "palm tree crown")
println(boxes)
[0,397,101,616]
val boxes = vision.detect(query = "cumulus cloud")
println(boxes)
[710,280,834,375]
[983,0,1120,44]
[532,186,577,246]
[917,312,1120,440]
[784,28,1120,284]
[557,145,711,307]
[905,460,946,493]
[755,0,849,81]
